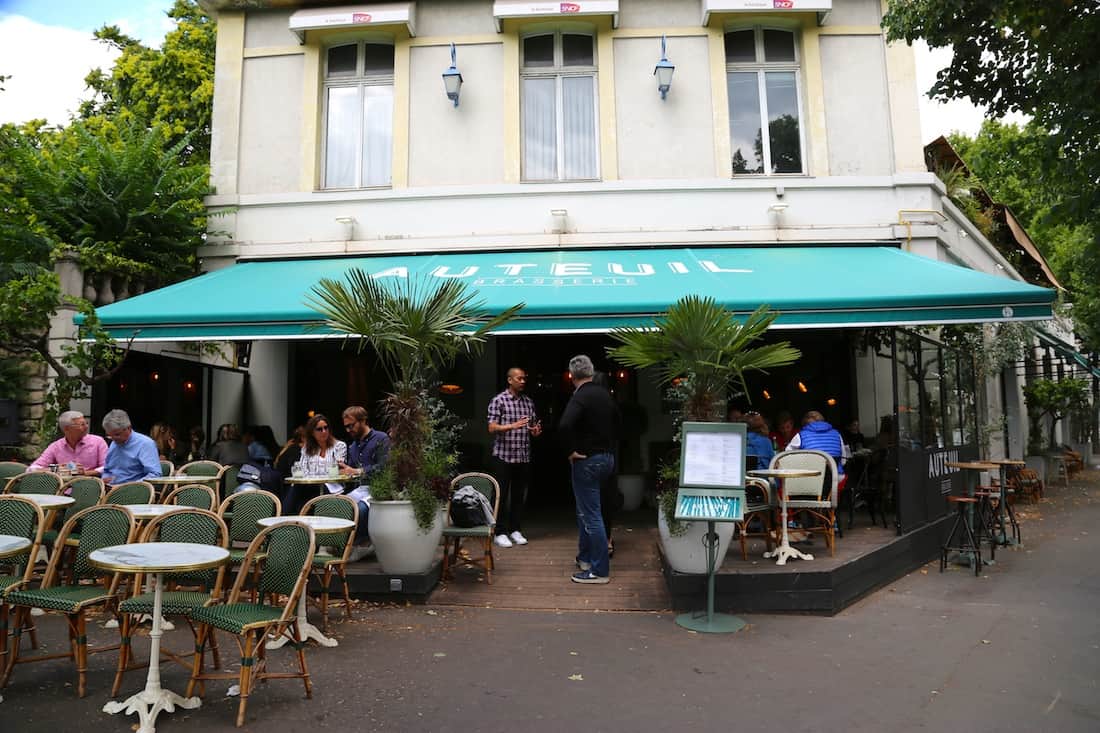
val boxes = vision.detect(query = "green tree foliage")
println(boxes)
[1023,377,1090,451]
[884,3,1100,348]
[80,0,216,162]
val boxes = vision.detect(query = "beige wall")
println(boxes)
[820,35,894,176]
[618,0,699,29]
[828,0,882,26]
[415,0,496,36]
[244,9,297,48]
[614,34,715,180]
[408,43,505,186]
[238,54,305,194]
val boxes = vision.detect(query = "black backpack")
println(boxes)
[237,463,283,495]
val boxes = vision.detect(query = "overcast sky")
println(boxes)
[0,1,1014,142]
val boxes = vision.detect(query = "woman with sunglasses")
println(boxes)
[302,413,348,494]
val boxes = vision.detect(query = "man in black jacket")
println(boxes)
[558,354,620,584]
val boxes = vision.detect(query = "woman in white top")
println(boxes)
[301,413,347,494]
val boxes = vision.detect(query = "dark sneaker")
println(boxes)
[571,571,609,584]
[575,557,591,571]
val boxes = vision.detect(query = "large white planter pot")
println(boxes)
[657,508,734,574]
[368,501,445,574]
[618,474,644,512]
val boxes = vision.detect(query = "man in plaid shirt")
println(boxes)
[487,367,543,547]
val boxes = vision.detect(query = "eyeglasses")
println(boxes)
[314,425,330,432]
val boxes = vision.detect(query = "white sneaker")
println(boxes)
[494,534,513,548]
[510,531,528,546]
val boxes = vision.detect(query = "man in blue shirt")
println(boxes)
[101,409,162,485]
[340,405,391,561]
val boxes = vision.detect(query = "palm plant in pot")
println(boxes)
[607,297,800,573]
[307,272,523,574]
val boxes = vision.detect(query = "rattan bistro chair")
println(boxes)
[0,496,46,674]
[734,477,775,561]
[219,490,281,566]
[301,494,358,632]
[187,522,316,728]
[102,481,155,506]
[164,483,218,511]
[4,471,63,495]
[770,450,840,556]
[441,472,500,584]
[159,459,175,477]
[2,505,136,697]
[111,508,229,697]
[0,462,27,481]
[43,477,105,554]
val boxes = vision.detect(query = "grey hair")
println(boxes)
[58,410,85,430]
[102,409,132,432]
[569,354,595,380]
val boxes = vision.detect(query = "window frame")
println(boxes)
[321,40,396,190]
[724,26,807,177]
[520,30,601,183]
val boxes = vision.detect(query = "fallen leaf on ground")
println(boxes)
[568,674,584,681]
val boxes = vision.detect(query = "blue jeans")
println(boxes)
[356,500,370,543]
[572,453,615,577]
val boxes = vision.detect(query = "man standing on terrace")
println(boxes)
[487,367,542,548]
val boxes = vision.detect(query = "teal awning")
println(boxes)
[86,245,1056,341]
[1035,329,1100,379]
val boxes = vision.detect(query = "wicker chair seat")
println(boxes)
[119,590,214,616]
[192,602,284,634]
[7,584,115,612]
[0,573,21,594]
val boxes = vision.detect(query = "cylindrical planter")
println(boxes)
[368,500,445,574]
[618,474,644,512]
[657,507,734,574]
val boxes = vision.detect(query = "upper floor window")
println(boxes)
[323,42,394,189]
[521,32,599,182]
[725,28,803,175]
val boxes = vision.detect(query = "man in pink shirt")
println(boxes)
[30,410,107,476]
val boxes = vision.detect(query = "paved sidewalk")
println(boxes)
[5,470,1099,732]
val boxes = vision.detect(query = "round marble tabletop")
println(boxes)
[747,468,822,479]
[89,542,229,574]
[945,461,998,471]
[146,474,219,484]
[258,515,355,531]
[124,504,186,520]
[19,494,75,509]
[985,459,1027,466]
[0,534,32,560]
[284,472,361,485]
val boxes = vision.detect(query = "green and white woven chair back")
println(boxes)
[0,461,28,480]
[256,523,314,599]
[173,485,215,510]
[224,490,279,545]
[307,495,356,552]
[63,478,105,523]
[104,481,154,505]
[159,460,174,477]
[153,510,226,588]
[0,495,41,575]
[457,473,497,507]
[69,506,134,582]
[179,460,223,477]
[9,471,63,495]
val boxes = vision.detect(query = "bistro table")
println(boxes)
[945,461,998,566]
[284,471,362,492]
[257,515,355,649]
[985,459,1026,546]
[747,468,822,566]
[91,542,229,733]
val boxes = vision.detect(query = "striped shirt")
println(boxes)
[487,390,538,463]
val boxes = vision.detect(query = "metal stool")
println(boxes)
[941,496,988,577]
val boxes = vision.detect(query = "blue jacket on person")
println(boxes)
[746,431,774,468]
[795,420,845,474]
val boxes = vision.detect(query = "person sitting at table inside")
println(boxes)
[787,410,849,494]
[30,410,108,476]
[744,412,774,471]
[244,424,279,465]
[207,423,250,467]
[274,425,308,513]
[770,411,797,452]
[101,409,162,485]
[340,405,390,562]
[841,419,866,451]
